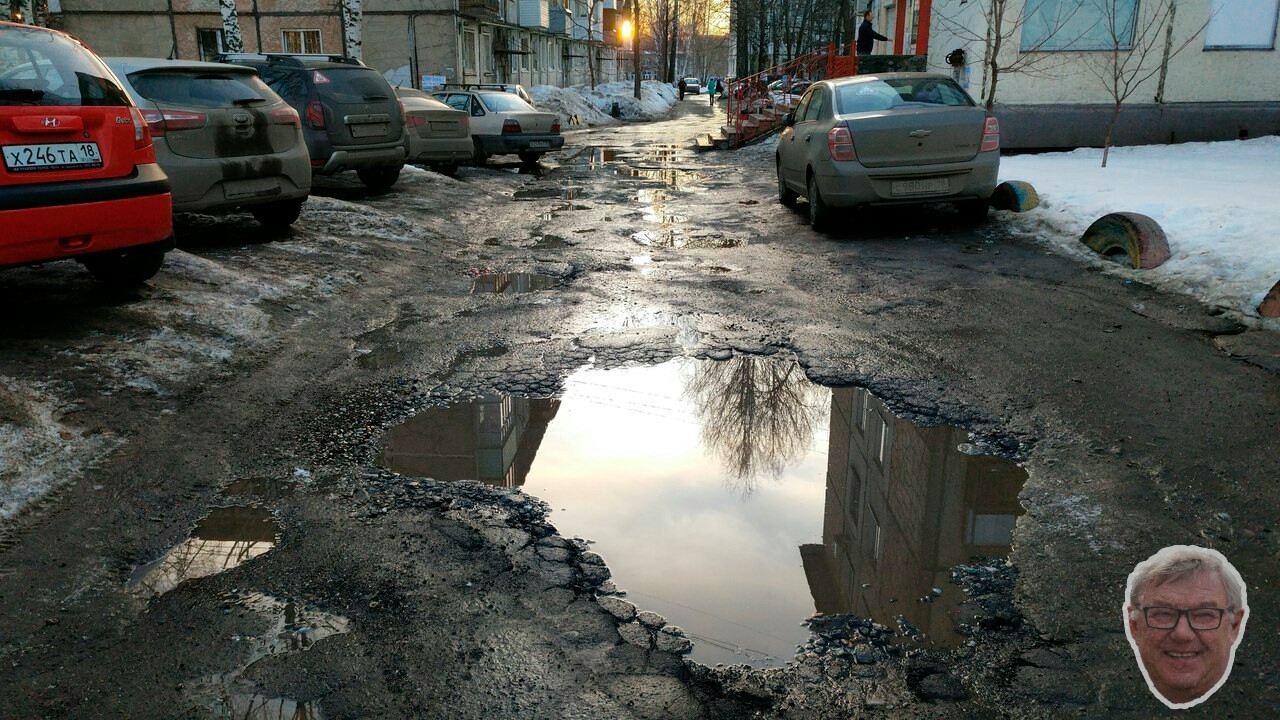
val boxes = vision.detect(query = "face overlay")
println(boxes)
[1128,571,1245,706]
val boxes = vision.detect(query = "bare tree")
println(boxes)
[933,0,1099,111]
[340,0,362,60]
[218,0,245,53]
[1082,0,1207,166]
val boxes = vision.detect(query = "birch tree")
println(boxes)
[340,0,363,61]
[1082,0,1207,166]
[218,0,245,53]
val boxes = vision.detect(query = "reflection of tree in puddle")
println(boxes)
[684,356,826,494]
[190,677,325,720]
[800,388,1027,648]
[240,594,352,664]
[469,273,558,294]
[127,506,278,597]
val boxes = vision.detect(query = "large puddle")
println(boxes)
[380,357,1025,667]
[128,506,279,597]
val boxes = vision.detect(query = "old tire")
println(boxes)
[777,159,797,207]
[990,180,1040,212]
[1080,212,1170,269]
[429,162,459,177]
[956,199,989,223]
[81,245,166,287]
[807,173,831,231]
[251,198,304,229]
[518,151,544,164]
[357,166,401,190]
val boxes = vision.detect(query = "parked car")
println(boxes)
[768,80,811,108]
[681,77,701,95]
[104,57,311,228]
[430,88,562,164]
[217,53,405,189]
[1,21,173,285]
[776,73,1000,230]
[394,87,472,176]
[435,82,533,107]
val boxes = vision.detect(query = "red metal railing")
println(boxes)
[724,43,859,146]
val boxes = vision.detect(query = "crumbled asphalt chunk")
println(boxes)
[655,626,693,655]
[598,595,637,622]
[636,610,667,629]
[618,621,651,648]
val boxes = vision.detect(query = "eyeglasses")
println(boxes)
[1140,606,1228,631]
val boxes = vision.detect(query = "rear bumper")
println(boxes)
[317,143,406,175]
[0,162,170,211]
[1,190,173,270]
[817,152,1000,208]
[162,144,312,212]
[478,134,565,155]
[406,136,473,164]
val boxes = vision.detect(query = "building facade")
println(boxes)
[40,0,621,90]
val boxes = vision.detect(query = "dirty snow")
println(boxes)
[531,80,678,128]
[1000,137,1280,322]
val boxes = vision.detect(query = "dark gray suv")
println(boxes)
[218,53,406,189]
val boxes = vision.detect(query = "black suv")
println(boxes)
[217,53,405,189]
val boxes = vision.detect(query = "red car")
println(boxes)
[1,21,173,285]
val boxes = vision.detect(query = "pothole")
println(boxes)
[223,478,296,501]
[617,167,703,189]
[532,235,570,249]
[470,272,559,294]
[642,213,689,224]
[355,346,405,369]
[631,230,742,249]
[514,187,580,201]
[378,357,1027,667]
[127,506,279,597]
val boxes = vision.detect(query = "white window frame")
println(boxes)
[196,28,224,62]
[1020,0,1139,52]
[282,29,323,54]
[1204,0,1280,50]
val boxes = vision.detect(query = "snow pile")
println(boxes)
[1002,137,1280,320]
[530,80,678,127]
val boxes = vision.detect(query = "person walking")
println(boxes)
[857,10,889,56]
[678,78,687,100]
[707,78,717,106]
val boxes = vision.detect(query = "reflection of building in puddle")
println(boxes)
[617,166,702,189]
[801,388,1026,648]
[188,677,324,720]
[128,506,278,597]
[380,396,560,487]
[239,594,352,665]
[469,272,558,294]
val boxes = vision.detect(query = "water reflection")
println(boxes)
[470,272,558,295]
[381,396,561,487]
[128,506,278,597]
[800,388,1026,648]
[240,593,352,664]
[684,356,825,495]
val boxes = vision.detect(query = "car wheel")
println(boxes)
[429,162,459,176]
[250,198,305,229]
[517,151,544,164]
[956,199,989,223]
[807,173,831,231]
[777,159,797,207]
[81,245,166,287]
[357,166,401,190]
[472,138,489,165]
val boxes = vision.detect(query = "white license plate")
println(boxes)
[3,142,102,172]
[528,140,549,149]
[349,123,387,138]
[891,178,949,195]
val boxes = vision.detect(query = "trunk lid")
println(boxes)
[848,106,986,168]
[313,67,403,146]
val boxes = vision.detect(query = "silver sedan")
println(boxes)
[776,73,1000,230]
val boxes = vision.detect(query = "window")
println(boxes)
[282,29,323,54]
[1205,0,1279,50]
[196,28,223,62]
[521,38,531,72]
[128,70,269,108]
[1021,0,1138,52]
[463,30,477,72]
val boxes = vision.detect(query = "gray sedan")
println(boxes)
[776,73,1000,230]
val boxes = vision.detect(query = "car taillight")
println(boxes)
[550,119,561,134]
[502,119,521,134]
[460,115,470,130]
[306,100,326,129]
[827,125,856,162]
[130,107,150,147]
[139,108,207,137]
[406,115,426,128]
[981,115,1000,152]
[270,106,301,128]
[398,100,407,125]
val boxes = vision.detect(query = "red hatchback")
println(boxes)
[1,22,173,285]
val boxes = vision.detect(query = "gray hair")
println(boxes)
[1128,545,1245,614]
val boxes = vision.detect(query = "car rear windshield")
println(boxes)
[311,67,393,103]
[127,70,273,108]
[0,26,130,107]
[836,77,974,114]
[479,93,531,113]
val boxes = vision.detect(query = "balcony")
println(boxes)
[460,0,501,19]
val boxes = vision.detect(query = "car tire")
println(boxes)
[472,138,489,165]
[807,173,831,231]
[250,198,305,229]
[81,245,166,287]
[429,162,459,176]
[957,199,989,223]
[357,166,401,190]
[777,159,797,207]
[518,151,544,164]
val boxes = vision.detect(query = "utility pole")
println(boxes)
[632,0,641,99]
[667,0,677,82]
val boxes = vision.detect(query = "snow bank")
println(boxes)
[530,80,678,128]
[1001,137,1280,321]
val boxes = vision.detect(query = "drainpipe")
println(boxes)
[166,0,178,58]
[253,0,262,52]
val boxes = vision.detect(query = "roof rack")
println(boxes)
[439,83,521,92]
[214,52,365,67]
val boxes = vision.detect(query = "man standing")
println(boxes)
[857,10,889,56]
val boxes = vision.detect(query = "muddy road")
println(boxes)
[1,98,1276,719]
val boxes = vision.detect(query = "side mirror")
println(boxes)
[782,113,795,127]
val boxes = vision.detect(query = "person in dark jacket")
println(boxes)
[857,11,888,56]
[678,78,687,100]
